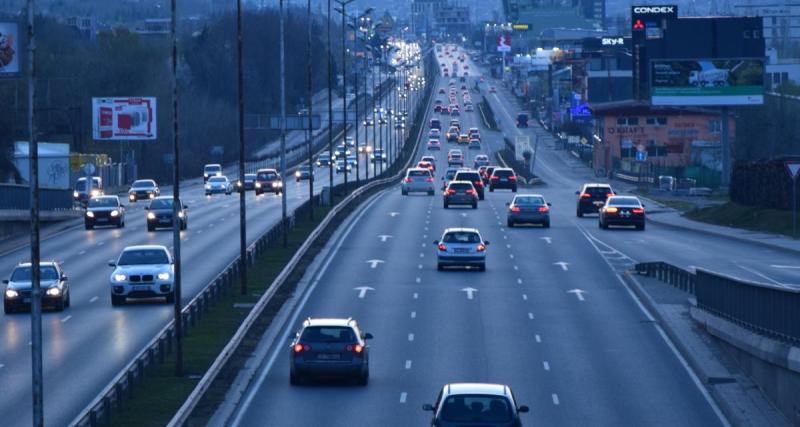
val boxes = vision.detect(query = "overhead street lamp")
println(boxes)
[334,0,354,195]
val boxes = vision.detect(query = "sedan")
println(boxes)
[473,155,490,169]
[434,228,488,271]
[85,195,125,229]
[295,165,313,181]
[146,196,188,231]
[289,317,372,385]
[205,176,232,196]
[443,181,477,209]
[423,383,529,426]
[427,139,442,150]
[4,261,70,313]
[599,196,646,230]
[507,194,551,228]
[468,139,481,150]
[127,179,160,202]
[108,245,175,306]
[236,173,257,192]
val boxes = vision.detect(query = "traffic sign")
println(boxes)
[635,150,648,162]
[785,161,800,180]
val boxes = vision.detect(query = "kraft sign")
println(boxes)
[92,97,157,141]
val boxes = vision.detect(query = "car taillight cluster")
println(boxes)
[606,193,615,198]
[447,189,456,194]
[473,181,483,187]
[426,177,434,183]
[404,178,413,183]
[508,176,517,181]
[346,344,364,353]
[538,206,549,213]
[580,193,591,199]
[293,343,311,353]
[605,207,619,214]
[476,243,486,252]
[491,176,499,180]
[632,208,645,215]
[438,243,447,251]
[466,189,476,195]
[510,205,521,212]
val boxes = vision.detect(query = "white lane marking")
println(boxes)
[400,392,408,403]
[419,253,425,258]
[78,250,86,255]
[461,287,478,300]
[541,237,552,244]
[500,227,505,232]
[0,364,4,369]
[418,264,423,269]
[424,226,428,231]
[503,235,507,240]
[554,261,569,271]
[405,360,412,369]
[89,296,98,303]
[97,241,104,246]
[735,263,790,287]
[353,286,375,299]
[389,212,400,217]
[522,294,528,301]
[413,293,419,299]
[497,222,502,226]
[208,223,214,228]
[378,234,394,242]
[197,230,204,234]
[509,254,515,259]
[411,311,416,319]
[408,333,415,342]
[460,213,468,217]
[416,277,421,283]
[771,264,800,269]
[528,312,534,320]
[421,243,426,248]
[506,244,511,249]
[552,394,560,405]
[60,315,72,323]
[423,234,427,239]
[513,265,519,271]
[567,289,586,301]
[517,278,522,285]
[535,334,541,343]
[366,259,385,268]
[543,361,550,371]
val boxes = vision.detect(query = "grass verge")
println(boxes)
[106,205,332,427]
[685,201,798,237]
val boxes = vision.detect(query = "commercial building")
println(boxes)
[411,0,471,37]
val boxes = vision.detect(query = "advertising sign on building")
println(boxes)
[631,5,678,43]
[651,59,764,106]
[497,34,511,52]
[92,97,157,140]
[0,22,20,75]
[13,142,70,189]
[514,136,531,162]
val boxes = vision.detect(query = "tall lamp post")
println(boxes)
[326,0,334,205]
[279,0,288,247]
[306,0,314,219]
[235,0,248,296]
[334,0,354,195]
[169,0,184,378]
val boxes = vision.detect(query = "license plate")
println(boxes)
[500,178,507,181]
[159,219,171,224]
[317,354,341,360]
[594,201,604,206]
[454,248,470,253]
[96,218,108,222]
[133,285,150,291]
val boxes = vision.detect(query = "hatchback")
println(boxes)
[507,194,550,228]
[576,183,615,217]
[289,318,372,385]
[489,168,518,192]
[423,383,528,426]
[454,170,485,200]
[402,168,435,196]
[434,228,488,271]
[444,181,478,209]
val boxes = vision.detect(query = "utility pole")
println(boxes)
[280,0,288,247]
[372,67,377,176]
[307,0,314,219]
[236,0,248,295]
[364,66,369,181]
[27,0,44,425]
[335,0,354,195]
[170,0,184,377]
[327,0,334,205]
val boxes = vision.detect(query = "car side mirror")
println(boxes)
[483,241,490,245]
[575,191,580,195]
[517,405,530,413]
[422,404,434,411]
[641,203,646,208]
[61,275,68,281]
[2,279,8,284]
[547,202,552,206]
[433,240,439,245]
[183,204,189,209]
[108,260,116,267]
[364,333,374,340]
[505,202,510,206]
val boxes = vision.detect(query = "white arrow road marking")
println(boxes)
[541,237,552,244]
[89,296,98,303]
[771,265,800,269]
[389,212,400,217]
[405,360,412,369]
[460,213,468,217]
[60,315,72,323]
[378,235,394,242]
[78,250,86,255]
[366,259,385,269]
[354,286,375,298]
[461,287,478,300]
[567,289,586,301]
[555,262,569,271]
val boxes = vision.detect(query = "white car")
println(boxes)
[401,168,435,196]
[109,245,175,306]
[205,176,232,195]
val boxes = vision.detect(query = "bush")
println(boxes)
[730,156,800,210]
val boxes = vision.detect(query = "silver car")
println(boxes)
[434,228,489,271]
[506,194,551,228]
[402,168,435,196]
[205,176,232,195]
[108,245,175,306]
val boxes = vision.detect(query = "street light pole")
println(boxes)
[170,0,184,378]
[236,0,248,295]
[327,0,334,205]
[307,0,314,219]
[335,0,354,195]
[280,0,288,247]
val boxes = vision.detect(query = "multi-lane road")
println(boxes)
[221,44,799,426]
[0,62,419,426]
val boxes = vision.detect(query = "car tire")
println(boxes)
[471,202,477,209]
[489,187,494,192]
[85,222,93,230]
[357,372,369,386]
[401,189,407,196]
[479,194,484,200]
[637,223,646,231]
[147,224,155,232]
[428,190,434,196]
[111,294,125,306]
[117,220,124,229]
[478,263,486,272]
[4,302,14,314]
[165,291,175,304]
[290,371,302,386]
[600,220,608,230]
[443,201,448,209]
[543,220,550,228]
[576,210,584,218]
[507,219,514,228]
[54,297,65,312]
[65,291,71,308]
[512,186,517,193]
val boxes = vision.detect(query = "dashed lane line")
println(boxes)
[552,394,560,405]
[89,296,98,303]
[528,313,534,320]
[408,333,415,342]
[543,361,550,371]
[522,294,528,301]
[535,334,541,343]
[400,392,408,403]
[405,360,412,369]
[60,315,72,323]
[411,311,416,319]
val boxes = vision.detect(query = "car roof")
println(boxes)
[153,195,178,201]
[16,261,58,268]
[204,163,221,168]
[121,245,170,252]
[442,227,480,234]
[445,383,510,397]
[302,317,357,328]
[582,183,612,188]
[257,168,279,173]
[91,195,119,200]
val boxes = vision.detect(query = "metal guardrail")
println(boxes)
[166,51,437,427]
[0,184,74,211]
[634,261,799,345]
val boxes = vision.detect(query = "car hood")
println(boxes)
[88,206,120,212]
[150,208,176,215]
[112,264,172,276]
[7,280,59,291]
[129,187,156,193]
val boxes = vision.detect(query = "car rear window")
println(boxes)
[443,232,481,243]
[11,266,59,282]
[608,197,641,207]
[448,182,473,191]
[300,326,356,343]
[118,249,170,266]
[408,170,430,177]
[515,196,545,205]
[493,169,514,177]
[454,172,481,181]
[440,395,512,423]
[585,186,613,196]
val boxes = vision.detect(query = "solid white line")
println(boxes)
[522,294,528,301]
[408,333,414,342]
[736,263,788,287]
[400,392,408,403]
[535,334,541,343]
[411,311,416,319]
[543,361,550,371]
[513,265,518,271]
[89,296,98,303]
[60,315,72,323]
[771,264,800,269]
[506,244,511,249]
[97,241,104,246]
[405,360,412,369]
[231,191,385,427]
[552,394,559,405]
[419,253,425,258]
[528,313,534,320]
[418,264,423,269]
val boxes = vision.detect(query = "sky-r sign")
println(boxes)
[92,97,157,141]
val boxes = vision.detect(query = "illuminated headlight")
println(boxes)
[215,172,222,176]
[73,191,79,198]
[345,150,351,155]
[295,171,301,177]
[5,289,19,298]
[157,272,170,281]
[315,161,321,166]
[149,193,156,199]
[147,212,156,220]
[129,194,136,201]
[113,274,127,282]
[272,182,283,188]
[110,210,120,217]
[86,211,95,218]
[90,189,100,197]
[46,287,61,297]
[205,184,211,189]
[204,173,209,178]
[178,211,185,218]
[237,181,243,187]
[255,182,262,188]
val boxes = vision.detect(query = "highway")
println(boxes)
[0,63,419,426]
[224,44,799,426]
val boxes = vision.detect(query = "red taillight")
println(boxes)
[606,193,614,198]
[466,189,476,195]
[293,343,311,353]
[580,193,591,199]
[605,207,618,214]
[491,176,499,180]
[538,206,549,213]
[474,181,483,187]
[438,243,447,251]
[447,189,456,194]
[346,344,364,353]
[632,208,645,215]
[508,175,517,181]
[404,177,413,183]
[426,177,434,183]
[510,205,521,212]
[476,243,486,252]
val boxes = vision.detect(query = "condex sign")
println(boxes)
[633,6,676,14]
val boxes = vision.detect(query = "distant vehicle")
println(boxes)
[371,149,386,163]
[295,165,313,181]
[429,129,442,140]
[203,164,222,182]
[333,144,351,160]
[489,86,496,93]
[108,245,175,306]
[236,173,257,192]
[464,103,474,112]
[441,167,462,190]
[255,168,283,195]
[205,176,232,196]
[458,134,470,145]
[689,68,729,87]
[454,170,485,200]
[73,176,103,204]
[358,144,373,154]
[599,196,646,230]
[468,139,481,150]
[316,153,331,167]
[576,183,615,217]
[402,168,435,196]
[421,155,437,168]
[473,155,490,169]
[335,160,352,174]
[289,317,373,385]
[417,161,435,175]
[507,194,551,228]
[447,149,464,166]
[489,168,518,192]
[4,261,70,313]
[446,127,460,143]
[344,136,355,148]
[423,383,529,425]
[516,112,529,128]
[434,228,487,270]
[449,119,461,131]
[443,181,478,209]
[427,139,442,150]
[468,127,480,140]
[127,179,160,202]
[85,195,125,230]
[430,118,441,130]
[146,196,188,231]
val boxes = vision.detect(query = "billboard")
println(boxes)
[92,97,156,140]
[651,59,764,106]
[497,34,511,53]
[631,5,678,42]
[0,22,20,75]
[13,142,70,189]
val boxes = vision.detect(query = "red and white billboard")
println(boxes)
[497,34,511,52]
[92,97,157,140]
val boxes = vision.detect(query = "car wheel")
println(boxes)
[357,372,369,386]
[428,190,434,196]
[165,291,175,304]
[507,219,514,228]
[65,291,71,308]
[637,223,646,231]
[4,302,14,314]
[437,263,444,271]
[512,186,517,193]
[543,220,550,228]
[111,294,125,306]
[85,222,93,230]
[600,220,608,230]
[479,194,484,200]
[472,202,477,209]
[478,263,486,272]
[443,201,448,209]
[290,371,302,386]
[489,187,494,192]
[401,189,407,196]
[54,296,65,312]
[577,210,584,218]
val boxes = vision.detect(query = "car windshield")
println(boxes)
[88,197,118,208]
[585,186,613,196]
[132,180,154,188]
[440,395,512,423]
[149,199,174,209]
[515,196,545,205]
[409,170,430,177]
[257,172,278,180]
[11,266,59,282]
[443,231,480,243]
[117,249,170,266]
[300,326,356,343]
[76,178,100,191]
[209,177,227,183]
[608,197,642,207]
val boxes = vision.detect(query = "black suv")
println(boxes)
[576,183,615,217]
[85,195,125,229]
[289,317,373,385]
[146,196,188,231]
[454,170,485,200]
[255,168,283,195]
[489,168,518,192]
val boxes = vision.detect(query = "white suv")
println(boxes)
[109,245,175,306]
